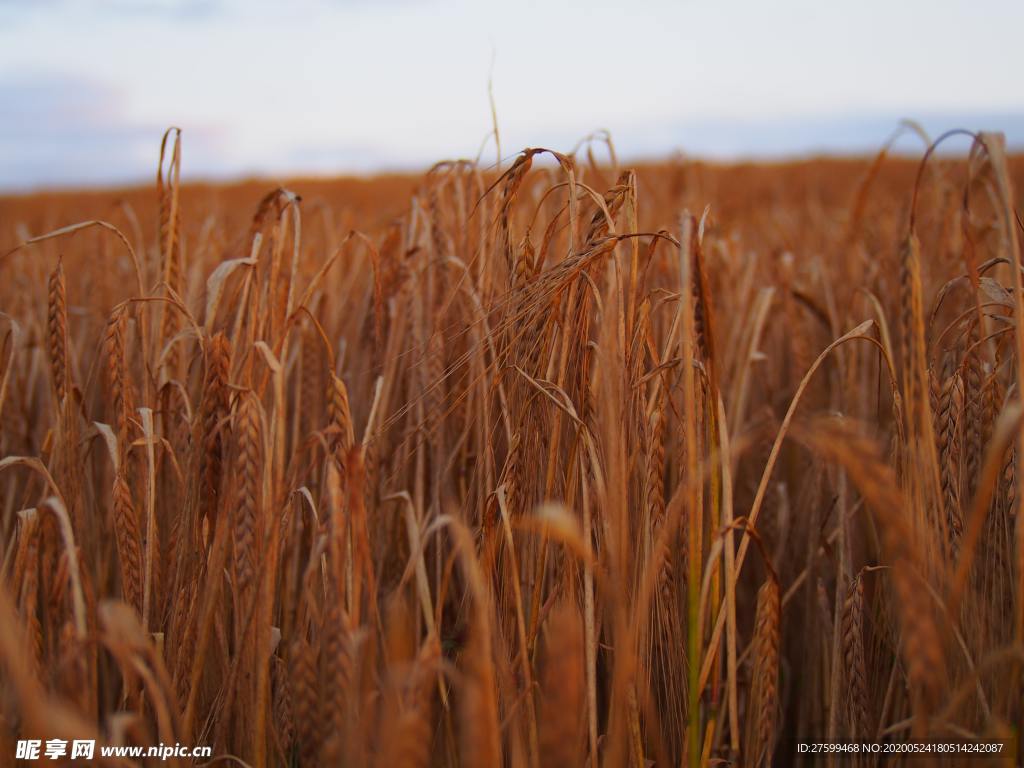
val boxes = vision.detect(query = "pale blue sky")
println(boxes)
[1,0,1022,190]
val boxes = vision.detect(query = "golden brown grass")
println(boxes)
[0,129,1023,766]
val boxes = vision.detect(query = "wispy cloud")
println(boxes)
[0,0,222,17]
[625,113,1024,160]
[98,0,223,19]
[0,72,225,190]
[0,0,419,16]
[0,1,1022,190]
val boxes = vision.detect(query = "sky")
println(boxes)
[0,0,1022,190]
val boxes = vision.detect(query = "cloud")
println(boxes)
[609,112,1024,161]
[0,72,224,190]
[2,74,1021,192]
[281,142,426,174]
[0,0,416,17]
[0,0,225,29]
[98,0,223,19]
[0,0,221,13]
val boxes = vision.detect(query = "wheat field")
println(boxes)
[1,129,1023,766]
